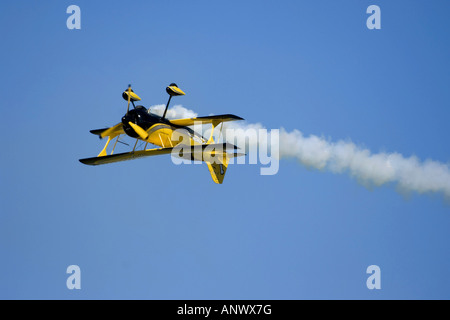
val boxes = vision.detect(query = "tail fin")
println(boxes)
[206,155,229,184]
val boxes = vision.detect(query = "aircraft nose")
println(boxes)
[122,110,137,124]
[122,113,131,125]
[122,111,141,139]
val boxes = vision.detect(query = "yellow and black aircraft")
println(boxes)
[79,83,244,184]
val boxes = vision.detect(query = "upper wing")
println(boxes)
[90,123,124,139]
[169,114,243,127]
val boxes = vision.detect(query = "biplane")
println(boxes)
[79,83,244,184]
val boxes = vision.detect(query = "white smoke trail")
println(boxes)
[276,129,450,197]
[150,104,450,198]
[149,104,198,119]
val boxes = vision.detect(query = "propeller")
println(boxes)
[126,85,132,114]
[120,84,149,141]
[128,121,149,140]
[120,83,184,142]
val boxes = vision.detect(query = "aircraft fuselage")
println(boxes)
[121,106,203,148]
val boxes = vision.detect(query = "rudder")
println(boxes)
[206,155,229,184]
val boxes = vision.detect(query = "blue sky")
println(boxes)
[0,0,449,299]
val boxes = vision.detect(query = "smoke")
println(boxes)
[275,129,450,197]
[149,104,450,198]
[149,104,198,119]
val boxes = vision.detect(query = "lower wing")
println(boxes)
[79,143,240,166]
[79,147,174,165]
